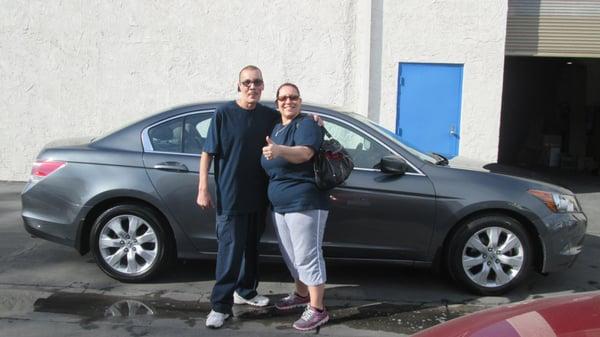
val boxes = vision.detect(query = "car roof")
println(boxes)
[91,101,360,152]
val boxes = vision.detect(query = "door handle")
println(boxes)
[450,125,459,137]
[153,162,189,172]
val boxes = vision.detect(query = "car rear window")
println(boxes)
[148,117,183,153]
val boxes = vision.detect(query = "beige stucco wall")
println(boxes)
[0,1,357,181]
[0,0,507,181]
[375,0,508,163]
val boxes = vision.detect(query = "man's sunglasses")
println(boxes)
[277,95,300,102]
[240,79,264,87]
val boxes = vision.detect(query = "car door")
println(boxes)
[320,116,436,261]
[141,111,220,253]
[141,111,280,255]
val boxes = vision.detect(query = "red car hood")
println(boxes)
[413,291,600,337]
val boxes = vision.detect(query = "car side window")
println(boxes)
[183,114,212,154]
[148,117,183,153]
[324,119,393,169]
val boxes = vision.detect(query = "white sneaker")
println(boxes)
[233,291,270,307]
[205,310,230,329]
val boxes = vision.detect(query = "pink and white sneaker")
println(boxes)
[292,305,329,331]
[275,293,310,310]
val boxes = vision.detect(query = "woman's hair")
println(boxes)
[275,82,301,104]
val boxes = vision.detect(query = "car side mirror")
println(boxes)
[378,155,409,175]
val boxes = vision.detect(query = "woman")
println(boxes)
[260,83,329,331]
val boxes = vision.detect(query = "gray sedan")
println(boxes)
[21,102,587,295]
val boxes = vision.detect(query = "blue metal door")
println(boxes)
[396,63,463,158]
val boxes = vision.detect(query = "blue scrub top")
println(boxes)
[203,101,279,215]
[260,114,329,213]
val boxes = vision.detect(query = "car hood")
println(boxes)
[412,291,600,337]
[446,158,573,195]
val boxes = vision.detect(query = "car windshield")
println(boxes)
[348,112,438,164]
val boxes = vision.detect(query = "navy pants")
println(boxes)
[210,212,265,314]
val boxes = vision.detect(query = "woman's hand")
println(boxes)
[262,136,280,160]
[310,114,324,127]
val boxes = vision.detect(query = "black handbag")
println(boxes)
[313,127,354,190]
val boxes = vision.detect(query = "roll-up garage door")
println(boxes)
[506,0,600,57]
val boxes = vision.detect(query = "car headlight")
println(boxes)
[528,189,581,213]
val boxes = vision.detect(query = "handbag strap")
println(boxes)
[321,126,332,139]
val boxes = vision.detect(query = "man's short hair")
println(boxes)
[238,65,262,81]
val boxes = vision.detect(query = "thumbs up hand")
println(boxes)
[262,136,280,160]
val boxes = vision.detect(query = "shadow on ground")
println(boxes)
[30,285,482,335]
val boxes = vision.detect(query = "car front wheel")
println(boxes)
[448,214,532,295]
[90,204,170,282]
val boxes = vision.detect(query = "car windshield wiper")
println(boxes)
[430,152,449,166]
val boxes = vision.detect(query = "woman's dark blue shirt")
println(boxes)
[260,114,329,213]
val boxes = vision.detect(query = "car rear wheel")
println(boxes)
[90,204,170,282]
[448,214,532,295]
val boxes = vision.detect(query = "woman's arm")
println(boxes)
[262,136,315,164]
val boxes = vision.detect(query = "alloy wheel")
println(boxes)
[461,226,524,288]
[98,214,158,276]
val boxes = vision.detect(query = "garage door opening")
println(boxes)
[498,56,600,174]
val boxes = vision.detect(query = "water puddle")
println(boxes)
[33,292,481,334]
[34,292,209,328]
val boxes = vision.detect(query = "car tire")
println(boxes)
[90,204,171,282]
[447,214,532,295]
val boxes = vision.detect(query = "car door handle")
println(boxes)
[153,162,189,172]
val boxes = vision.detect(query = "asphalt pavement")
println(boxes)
[0,169,599,337]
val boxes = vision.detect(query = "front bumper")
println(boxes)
[539,211,587,273]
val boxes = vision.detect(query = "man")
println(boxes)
[197,65,279,329]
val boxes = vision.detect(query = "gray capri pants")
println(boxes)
[272,210,328,286]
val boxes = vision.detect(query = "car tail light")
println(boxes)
[30,161,65,182]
